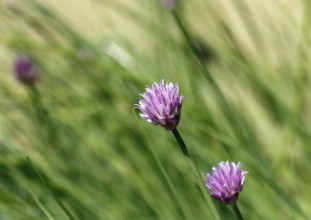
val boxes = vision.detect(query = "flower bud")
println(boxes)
[160,0,176,11]
[14,55,38,84]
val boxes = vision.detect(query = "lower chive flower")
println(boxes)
[135,80,183,131]
[205,161,248,205]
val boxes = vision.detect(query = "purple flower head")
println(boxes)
[14,55,38,84]
[160,0,176,10]
[205,161,248,205]
[135,80,183,131]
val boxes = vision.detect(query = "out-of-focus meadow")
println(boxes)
[0,0,311,219]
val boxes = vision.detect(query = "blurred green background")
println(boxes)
[0,0,311,219]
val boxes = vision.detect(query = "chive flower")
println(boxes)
[14,55,38,84]
[135,80,183,131]
[160,0,176,10]
[205,161,248,205]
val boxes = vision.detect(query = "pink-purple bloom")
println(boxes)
[14,55,38,84]
[205,161,247,205]
[160,0,176,10]
[135,80,183,131]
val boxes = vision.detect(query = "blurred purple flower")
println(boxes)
[160,0,176,10]
[135,80,183,131]
[14,55,38,84]
[205,161,248,205]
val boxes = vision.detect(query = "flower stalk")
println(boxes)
[172,128,221,220]
[231,203,244,220]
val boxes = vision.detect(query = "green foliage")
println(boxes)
[0,0,310,219]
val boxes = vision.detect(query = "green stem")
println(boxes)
[172,128,221,220]
[29,85,46,124]
[28,85,58,143]
[231,203,244,220]
[28,85,63,153]
[171,128,190,157]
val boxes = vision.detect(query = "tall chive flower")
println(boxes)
[136,80,221,219]
[205,161,247,205]
[14,55,38,84]
[135,80,183,131]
